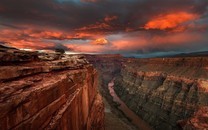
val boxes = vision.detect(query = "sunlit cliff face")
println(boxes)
[0,0,208,56]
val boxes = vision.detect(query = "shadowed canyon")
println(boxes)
[1,45,208,130]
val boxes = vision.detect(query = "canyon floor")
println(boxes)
[104,98,137,130]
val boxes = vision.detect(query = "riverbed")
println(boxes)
[108,79,153,130]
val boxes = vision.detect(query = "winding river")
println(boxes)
[108,79,153,130]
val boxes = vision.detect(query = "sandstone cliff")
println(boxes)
[0,46,104,130]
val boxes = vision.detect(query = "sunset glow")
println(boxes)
[0,0,207,56]
[144,12,198,31]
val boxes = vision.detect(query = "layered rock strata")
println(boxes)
[114,57,208,130]
[0,47,104,130]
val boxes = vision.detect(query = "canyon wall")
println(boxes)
[87,55,208,130]
[0,47,104,130]
[114,58,208,130]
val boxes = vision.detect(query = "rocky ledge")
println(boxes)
[0,46,104,130]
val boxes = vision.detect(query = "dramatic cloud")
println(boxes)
[143,12,199,32]
[0,0,207,56]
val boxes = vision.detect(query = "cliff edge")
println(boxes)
[0,46,104,130]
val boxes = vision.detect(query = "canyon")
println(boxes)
[115,58,208,130]
[87,55,208,130]
[1,45,208,130]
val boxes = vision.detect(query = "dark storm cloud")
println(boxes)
[0,23,23,29]
[0,0,103,30]
[0,0,208,55]
[0,0,207,33]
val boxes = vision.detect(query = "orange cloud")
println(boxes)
[92,38,109,45]
[0,24,109,51]
[144,12,199,31]
[27,30,73,40]
[0,28,66,50]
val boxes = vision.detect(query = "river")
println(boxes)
[108,79,153,130]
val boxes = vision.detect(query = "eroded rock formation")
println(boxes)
[87,55,208,130]
[114,58,208,130]
[0,46,104,130]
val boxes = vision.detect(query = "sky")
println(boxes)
[0,0,208,57]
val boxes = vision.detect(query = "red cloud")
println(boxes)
[0,28,70,50]
[144,12,199,32]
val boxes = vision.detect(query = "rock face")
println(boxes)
[0,46,104,130]
[114,58,208,130]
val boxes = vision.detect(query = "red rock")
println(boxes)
[0,46,104,130]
